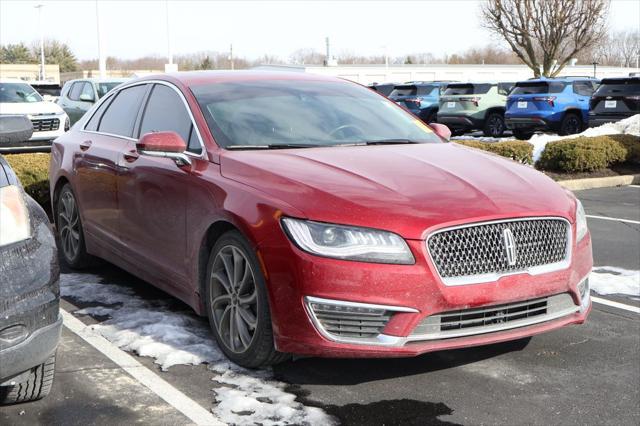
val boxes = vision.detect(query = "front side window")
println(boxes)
[98,84,147,138]
[97,82,124,98]
[139,84,201,154]
[192,80,442,148]
[0,83,43,103]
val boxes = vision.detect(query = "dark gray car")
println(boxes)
[0,116,61,404]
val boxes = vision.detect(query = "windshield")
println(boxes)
[511,82,566,95]
[96,82,123,98]
[0,83,43,103]
[594,80,640,96]
[192,80,442,149]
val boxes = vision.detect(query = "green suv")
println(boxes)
[437,82,514,137]
[58,78,128,125]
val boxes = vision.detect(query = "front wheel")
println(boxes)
[483,112,506,137]
[559,112,582,136]
[205,231,288,368]
[0,355,56,404]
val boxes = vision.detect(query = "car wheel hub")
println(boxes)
[58,191,80,261]
[210,245,258,354]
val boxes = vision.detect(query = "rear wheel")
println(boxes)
[205,231,288,368]
[55,184,94,269]
[513,129,534,140]
[0,355,56,405]
[483,112,506,137]
[559,112,582,136]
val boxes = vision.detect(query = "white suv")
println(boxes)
[0,80,69,152]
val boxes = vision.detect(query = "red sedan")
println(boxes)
[49,72,592,368]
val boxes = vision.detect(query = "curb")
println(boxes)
[556,174,640,191]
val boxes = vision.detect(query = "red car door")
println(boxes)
[74,84,148,248]
[117,83,206,291]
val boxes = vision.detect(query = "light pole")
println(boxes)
[96,0,106,78]
[592,61,598,78]
[34,4,45,81]
[166,0,172,65]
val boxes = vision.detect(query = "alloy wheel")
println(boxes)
[58,191,80,261]
[488,115,505,137]
[564,116,580,134]
[209,245,258,353]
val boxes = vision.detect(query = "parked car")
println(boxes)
[388,81,453,123]
[589,77,640,127]
[0,115,61,404]
[0,79,70,152]
[50,71,592,368]
[58,78,128,125]
[437,82,515,137]
[28,81,62,103]
[505,77,599,140]
[367,82,397,97]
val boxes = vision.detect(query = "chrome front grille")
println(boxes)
[410,293,578,340]
[308,301,392,338]
[31,118,60,132]
[427,218,570,285]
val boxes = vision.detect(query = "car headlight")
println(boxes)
[281,218,414,264]
[576,199,588,241]
[0,185,31,247]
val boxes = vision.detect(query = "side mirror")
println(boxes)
[79,93,95,103]
[430,123,451,141]
[137,131,191,166]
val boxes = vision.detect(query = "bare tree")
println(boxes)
[611,30,639,67]
[481,0,610,77]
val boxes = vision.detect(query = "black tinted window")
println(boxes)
[573,81,595,96]
[511,82,566,95]
[389,86,417,97]
[595,79,640,96]
[139,84,201,153]
[98,84,147,137]
[416,85,437,96]
[85,96,114,131]
[68,82,83,100]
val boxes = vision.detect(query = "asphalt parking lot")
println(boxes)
[1,186,638,426]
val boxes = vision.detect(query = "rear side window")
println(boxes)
[594,79,640,96]
[389,86,417,97]
[511,82,566,95]
[139,84,201,154]
[68,82,83,100]
[573,81,596,96]
[85,96,114,131]
[98,84,147,138]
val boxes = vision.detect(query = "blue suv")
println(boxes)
[388,81,454,123]
[505,77,599,140]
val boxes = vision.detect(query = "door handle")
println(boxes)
[123,150,139,163]
[79,140,92,151]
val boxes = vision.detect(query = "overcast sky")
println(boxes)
[1,0,639,61]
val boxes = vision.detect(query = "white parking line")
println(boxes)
[60,310,224,426]
[592,296,640,314]
[628,185,640,188]
[586,215,640,225]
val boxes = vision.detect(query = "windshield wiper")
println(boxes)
[363,139,423,145]
[226,143,321,150]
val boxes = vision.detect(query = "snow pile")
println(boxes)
[529,114,640,162]
[451,135,504,143]
[590,267,640,297]
[61,273,334,425]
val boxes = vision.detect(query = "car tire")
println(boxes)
[558,112,582,136]
[0,354,56,405]
[513,129,534,140]
[55,183,95,269]
[205,230,289,368]
[483,112,506,138]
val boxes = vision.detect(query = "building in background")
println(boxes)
[255,64,640,85]
[0,64,60,84]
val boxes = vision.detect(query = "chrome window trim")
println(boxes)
[425,216,573,286]
[80,79,207,159]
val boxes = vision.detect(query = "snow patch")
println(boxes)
[61,273,335,425]
[529,114,640,162]
[590,267,640,297]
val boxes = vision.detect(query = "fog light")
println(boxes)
[578,278,590,310]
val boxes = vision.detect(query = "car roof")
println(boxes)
[128,70,345,87]
[600,77,640,83]
[0,79,33,84]
[66,78,129,84]
[523,76,597,83]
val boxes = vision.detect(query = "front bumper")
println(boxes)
[259,224,593,357]
[0,195,61,381]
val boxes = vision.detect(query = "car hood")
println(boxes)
[221,143,575,239]
[0,101,64,116]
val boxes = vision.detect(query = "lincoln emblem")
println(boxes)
[503,228,517,266]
